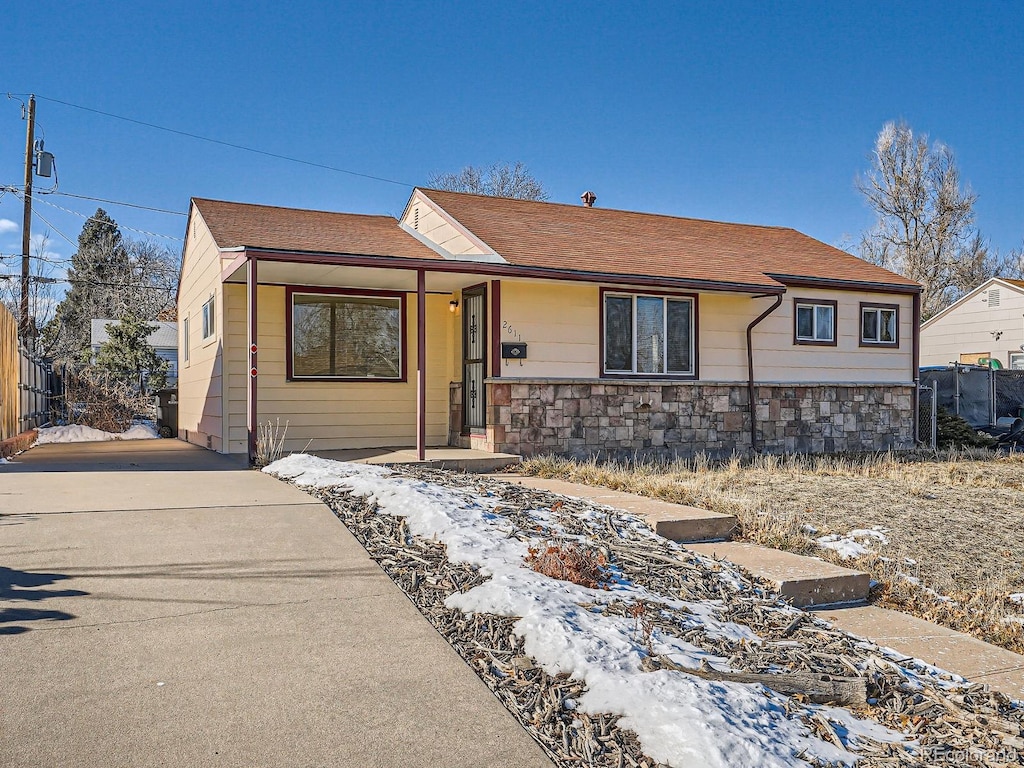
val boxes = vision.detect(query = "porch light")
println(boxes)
[449,300,459,313]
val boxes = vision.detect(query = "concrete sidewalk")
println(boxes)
[0,440,550,768]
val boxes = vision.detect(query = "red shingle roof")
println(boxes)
[420,189,919,290]
[192,198,441,260]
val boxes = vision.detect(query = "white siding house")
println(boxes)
[919,279,1024,370]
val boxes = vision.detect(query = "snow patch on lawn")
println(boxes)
[266,454,910,767]
[35,423,159,444]
[816,526,889,560]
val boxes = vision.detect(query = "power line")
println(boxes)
[33,195,182,241]
[31,94,415,188]
[0,273,174,291]
[50,191,186,216]
[1,184,186,216]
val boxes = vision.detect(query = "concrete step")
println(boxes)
[685,541,870,608]
[488,474,736,542]
[314,448,522,474]
[812,604,1024,698]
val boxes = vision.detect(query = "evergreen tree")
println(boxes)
[94,314,169,394]
[42,209,133,361]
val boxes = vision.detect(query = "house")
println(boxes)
[176,189,921,461]
[90,319,180,384]
[919,278,1024,370]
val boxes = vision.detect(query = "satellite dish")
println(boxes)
[1019,344,1024,352]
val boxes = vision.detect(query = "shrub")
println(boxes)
[525,539,610,589]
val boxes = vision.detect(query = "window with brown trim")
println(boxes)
[290,289,404,380]
[860,303,899,347]
[793,299,837,346]
[603,292,694,376]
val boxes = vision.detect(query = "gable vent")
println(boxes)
[413,206,420,230]
[989,289,1001,307]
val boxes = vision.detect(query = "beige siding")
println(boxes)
[920,284,1024,367]
[493,281,914,384]
[402,193,488,256]
[224,285,452,454]
[496,281,599,378]
[176,208,227,451]
[704,290,914,383]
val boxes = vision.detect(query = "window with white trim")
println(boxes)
[201,296,215,340]
[1010,352,1024,370]
[794,299,836,345]
[291,291,403,379]
[603,293,694,376]
[860,303,899,347]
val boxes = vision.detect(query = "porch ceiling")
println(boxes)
[222,258,479,293]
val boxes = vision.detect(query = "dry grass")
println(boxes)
[521,449,1024,653]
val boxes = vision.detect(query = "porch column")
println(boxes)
[490,279,501,378]
[247,256,258,463]
[416,268,426,461]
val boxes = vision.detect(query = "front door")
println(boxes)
[462,286,487,433]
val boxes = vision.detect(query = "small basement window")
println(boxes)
[290,290,405,380]
[860,303,899,347]
[201,296,215,340]
[794,299,836,345]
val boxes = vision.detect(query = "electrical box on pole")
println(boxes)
[35,140,53,178]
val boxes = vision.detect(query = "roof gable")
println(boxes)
[416,188,919,292]
[191,198,441,260]
[921,277,1024,329]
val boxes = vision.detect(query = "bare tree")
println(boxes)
[857,121,988,319]
[0,232,61,347]
[126,239,180,321]
[428,161,549,201]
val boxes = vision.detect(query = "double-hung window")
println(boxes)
[289,289,405,380]
[603,292,694,376]
[860,303,899,347]
[794,299,836,345]
[201,296,215,340]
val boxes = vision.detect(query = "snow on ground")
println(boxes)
[34,423,159,445]
[266,454,911,768]
[816,526,889,560]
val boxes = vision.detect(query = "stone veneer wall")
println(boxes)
[449,380,916,458]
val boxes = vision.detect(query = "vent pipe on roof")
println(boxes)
[581,191,596,207]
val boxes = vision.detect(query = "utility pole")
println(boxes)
[20,94,35,349]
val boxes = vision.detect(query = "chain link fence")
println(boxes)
[918,366,1024,442]
[917,384,937,449]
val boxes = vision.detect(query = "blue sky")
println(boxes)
[1,1,1021,286]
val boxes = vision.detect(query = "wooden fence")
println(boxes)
[0,303,19,441]
[0,303,56,441]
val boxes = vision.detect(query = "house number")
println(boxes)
[501,320,523,342]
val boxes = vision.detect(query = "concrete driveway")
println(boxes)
[0,439,550,768]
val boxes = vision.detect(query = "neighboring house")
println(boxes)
[177,190,921,461]
[90,319,180,384]
[920,278,1024,370]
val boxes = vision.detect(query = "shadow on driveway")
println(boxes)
[0,565,87,634]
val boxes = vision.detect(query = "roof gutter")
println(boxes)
[766,273,922,296]
[233,247,787,296]
[746,293,784,452]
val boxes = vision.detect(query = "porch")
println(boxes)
[221,252,500,461]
